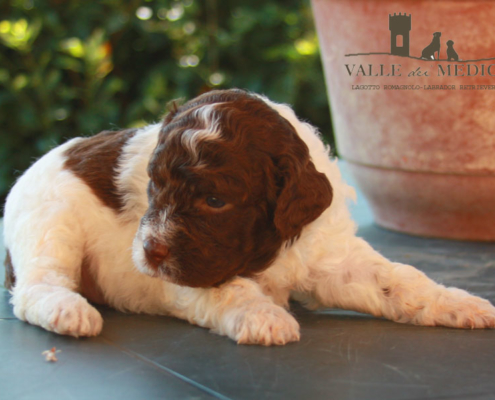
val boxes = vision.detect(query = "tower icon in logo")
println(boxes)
[389,13,411,57]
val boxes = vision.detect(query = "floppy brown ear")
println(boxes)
[273,144,333,243]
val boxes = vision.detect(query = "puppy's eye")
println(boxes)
[206,196,226,208]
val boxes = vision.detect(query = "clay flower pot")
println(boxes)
[312,0,495,240]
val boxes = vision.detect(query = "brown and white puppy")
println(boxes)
[3,89,495,345]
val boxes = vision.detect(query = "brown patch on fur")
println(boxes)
[144,89,333,288]
[64,129,137,212]
[79,256,106,305]
[4,250,15,290]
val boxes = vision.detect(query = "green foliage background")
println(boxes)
[0,0,332,208]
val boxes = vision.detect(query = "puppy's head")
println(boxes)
[133,89,332,288]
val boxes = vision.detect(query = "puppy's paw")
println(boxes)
[46,293,103,337]
[421,288,495,329]
[230,303,300,346]
[14,287,103,337]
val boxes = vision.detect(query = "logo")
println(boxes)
[344,13,495,91]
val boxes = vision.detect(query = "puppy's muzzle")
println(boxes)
[143,239,170,268]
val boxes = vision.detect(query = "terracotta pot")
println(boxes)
[312,0,495,240]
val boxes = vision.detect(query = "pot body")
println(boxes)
[312,0,495,240]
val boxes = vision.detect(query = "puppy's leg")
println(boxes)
[304,237,495,329]
[8,208,103,337]
[169,277,300,345]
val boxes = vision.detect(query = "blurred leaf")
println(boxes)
[0,17,41,52]
[60,37,85,58]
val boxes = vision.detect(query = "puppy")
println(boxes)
[4,89,495,345]
[422,32,442,60]
[447,40,459,61]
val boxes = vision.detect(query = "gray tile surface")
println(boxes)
[1,162,495,400]
[0,318,219,400]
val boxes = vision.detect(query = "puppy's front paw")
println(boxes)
[422,288,495,329]
[15,287,103,337]
[46,293,103,337]
[229,303,300,346]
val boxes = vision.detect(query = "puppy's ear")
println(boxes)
[273,139,333,243]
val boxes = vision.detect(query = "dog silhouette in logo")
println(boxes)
[422,32,442,60]
[446,40,459,61]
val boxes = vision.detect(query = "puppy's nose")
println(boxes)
[143,239,169,265]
